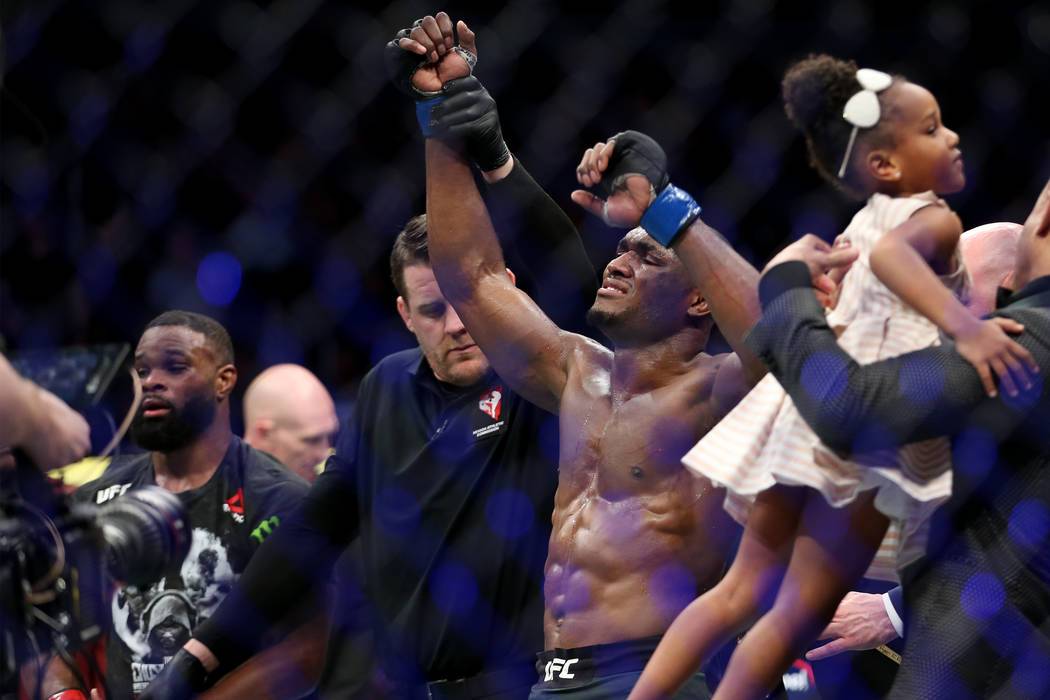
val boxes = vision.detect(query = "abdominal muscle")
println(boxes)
[542,469,721,649]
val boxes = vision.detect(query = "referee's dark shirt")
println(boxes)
[196,347,560,685]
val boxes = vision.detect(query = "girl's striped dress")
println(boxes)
[683,191,970,581]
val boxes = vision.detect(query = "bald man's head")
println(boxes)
[243,364,338,482]
[959,222,1022,318]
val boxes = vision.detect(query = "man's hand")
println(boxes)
[429,76,510,174]
[805,591,899,661]
[385,12,476,98]
[20,384,91,470]
[571,131,670,228]
[763,234,858,303]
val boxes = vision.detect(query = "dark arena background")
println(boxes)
[2,0,1049,425]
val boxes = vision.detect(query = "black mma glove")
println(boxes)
[383,19,477,136]
[383,22,477,100]
[138,648,213,700]
[601,130,700,247]
[600,130,670,199]
[430,76,510,171]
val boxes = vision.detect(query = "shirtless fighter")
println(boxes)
[395,13,803,697]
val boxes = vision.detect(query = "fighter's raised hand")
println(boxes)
[572,132,671,229]
[573,144,642,227]
[385,12,476,98]
[571,130,703,251]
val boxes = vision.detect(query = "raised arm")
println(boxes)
[392,13,588,412]
[426,70,598,335]
[572,132,767,386]
[425,137,582,412]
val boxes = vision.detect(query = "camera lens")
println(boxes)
[97,486,190,585]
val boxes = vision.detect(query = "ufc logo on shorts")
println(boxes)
[543,657,578,681]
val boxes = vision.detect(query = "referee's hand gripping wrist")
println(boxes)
[428,76,510,171]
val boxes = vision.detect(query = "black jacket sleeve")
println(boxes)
[744,262,1050,455]
[192,417,364,668]
[483,159,598,335]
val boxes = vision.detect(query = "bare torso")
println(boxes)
[543,342,740,649]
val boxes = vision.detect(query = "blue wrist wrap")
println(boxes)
[416,96,445,136]
[640,184,701,247]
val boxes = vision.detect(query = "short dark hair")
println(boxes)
[389,214,430,302]
[143,310,234,366]
[782,54,902,199]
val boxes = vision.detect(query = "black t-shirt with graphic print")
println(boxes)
[73,435,307,698]
[195,348,561,687]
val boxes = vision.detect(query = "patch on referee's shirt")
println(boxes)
[478,386,502,419]
[472,385,506,440]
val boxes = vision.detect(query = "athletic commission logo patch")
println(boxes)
[478,386,502,420]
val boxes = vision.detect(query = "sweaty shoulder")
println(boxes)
[567,332,613,370]
[562,332,613,390]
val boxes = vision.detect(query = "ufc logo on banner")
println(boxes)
[543,657,578,681]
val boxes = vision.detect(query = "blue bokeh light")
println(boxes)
[1007,499,1050,552]
[800,350,848,401]
[648,563,697,617]
[952,427,998,484]
[1011,640,1050,697]
[429,559,478,616]
[960,571,1005,621]
[897,354,944,407]
[196,251,242,307]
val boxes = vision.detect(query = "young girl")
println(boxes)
[627,55,1034,699]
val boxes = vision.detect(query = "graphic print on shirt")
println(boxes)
[112,528,235,696]
[478,386,502,420]
[223,487,245,523]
